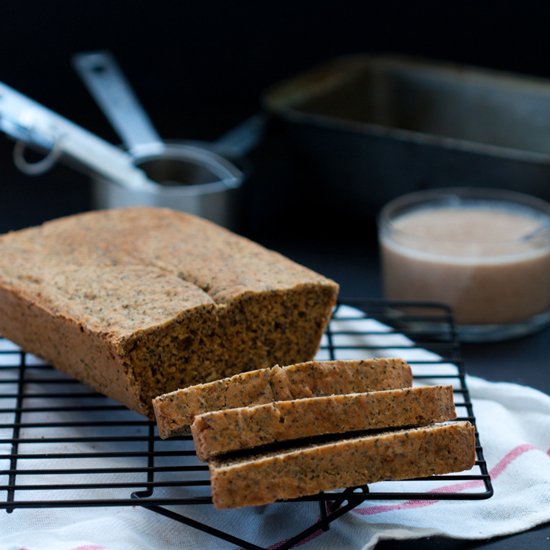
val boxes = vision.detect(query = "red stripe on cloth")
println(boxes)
[354,442,540,516]
[255,442,546,550]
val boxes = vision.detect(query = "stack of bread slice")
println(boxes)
[153,359,476,509]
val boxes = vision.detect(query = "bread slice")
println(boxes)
[209,421,476,509]
[153,358,413,438]
[0,207,338,417]
[191,385,456,460]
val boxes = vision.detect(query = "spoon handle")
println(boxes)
[0,81,152,191]
[72,51,163,152]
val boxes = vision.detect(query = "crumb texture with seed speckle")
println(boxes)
[153,358,413,439]
[209,421,476,509]
[191,383,456,460]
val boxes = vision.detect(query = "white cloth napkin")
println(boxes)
[1,305,549,550]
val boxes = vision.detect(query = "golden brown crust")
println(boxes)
[191,385,456,460]
[0,208,338,416]
[209,421,476,509]
[153,358,413,438]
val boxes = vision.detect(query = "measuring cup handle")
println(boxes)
[72,51,163,152]
[213,114,267,159]
[0,80,152,191]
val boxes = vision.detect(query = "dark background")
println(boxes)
[2,0,550,236]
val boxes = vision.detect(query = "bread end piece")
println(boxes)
[209,421,476,509]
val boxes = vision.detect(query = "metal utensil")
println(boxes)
[72,51,249,227]
[72,50,264,161]
[72,50,162,153]
[73,50,245,184]
[0,81,154,192]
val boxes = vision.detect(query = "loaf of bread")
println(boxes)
[209,421,476,509]
[191,385,456,460]
[0,207,338,416]
[153,358,413,438]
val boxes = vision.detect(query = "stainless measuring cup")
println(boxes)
[92,140,244,229]
[73,52,260,229]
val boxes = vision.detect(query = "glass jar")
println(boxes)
[378,187,550,341]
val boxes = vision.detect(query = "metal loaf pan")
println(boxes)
[263,54,550,218]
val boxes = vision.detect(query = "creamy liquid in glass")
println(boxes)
[380,206,550,325]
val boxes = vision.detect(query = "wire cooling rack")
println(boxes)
[0,299,493,550]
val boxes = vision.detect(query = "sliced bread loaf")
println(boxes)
[153,358,413,438]
[191,385,456,460]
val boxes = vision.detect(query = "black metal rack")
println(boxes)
[0,299,493,549]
